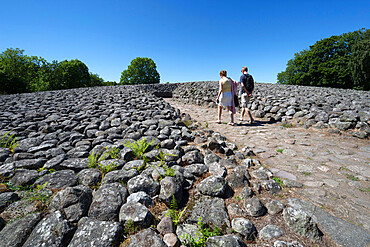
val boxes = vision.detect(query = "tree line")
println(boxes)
[277,28,369,90]
[0,48,116,94]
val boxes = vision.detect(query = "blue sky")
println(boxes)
[1,0,369,83]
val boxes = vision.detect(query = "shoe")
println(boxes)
[238,118,243,121]
[228,122,235,126]
[216,120,221,124]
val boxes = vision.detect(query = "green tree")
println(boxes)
[90,73,105,86]
[53,59,91,89]
[277,28,369,90]
[0,48,32,93]
[120,57,160,85]
[349,31,370,90]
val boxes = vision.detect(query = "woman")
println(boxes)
[216,70,237,125]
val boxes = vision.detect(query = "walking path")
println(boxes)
[165,98,370,233]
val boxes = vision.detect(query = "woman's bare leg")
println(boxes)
[217,106,222,123]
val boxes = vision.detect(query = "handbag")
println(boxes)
[234,96,239,107]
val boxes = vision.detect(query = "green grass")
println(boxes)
[346,174,360,181]
[124,138,154,159]
[359,188,370,192]
[0,131,19,153]
[277,149,284,153]
[281,122,294,128]
[302,172,312,176]
[181,217,221,247]
[272,177,285,187]
[165,195,187,226]
[340,166,351,171]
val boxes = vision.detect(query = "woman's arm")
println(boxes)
[216,80,223,101]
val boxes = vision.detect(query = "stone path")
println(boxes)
[166,98,370,233]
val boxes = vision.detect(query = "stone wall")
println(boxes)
[172,81,370,138]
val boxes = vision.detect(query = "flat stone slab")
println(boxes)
[287,198,370,247]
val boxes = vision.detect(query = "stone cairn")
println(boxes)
[0,84,368,247]
[173,81,370,139]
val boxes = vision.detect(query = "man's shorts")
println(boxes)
[240,93,251,108]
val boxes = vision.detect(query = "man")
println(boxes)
[239,66,254,123]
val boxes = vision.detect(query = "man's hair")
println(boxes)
[220,70,227,77]
[242,66,248,72]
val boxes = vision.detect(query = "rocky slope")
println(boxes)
[0,84,368,247]
[173,82,370,138]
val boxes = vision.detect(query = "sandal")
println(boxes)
[228,122,235,126]
[238,118,243,121]
[216,120,221,124]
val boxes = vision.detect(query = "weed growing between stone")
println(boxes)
[272,177,285,187]
[277,148,284,153]
[0,131,19,153]
[124,138,154,159]
[181,217,221,247]
[165,195,187,226]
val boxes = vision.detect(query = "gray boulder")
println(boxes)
[205,235,247,247]
[0,192,19,212]
[89,182,128,221]
[49,185,93,223]
[77,168,102,187]
[226,166,249,189]
[119,202,153,228]
[127,174,160,197]
[0,212,42,247]
[259,225,284,240]
[102,169,138,184]
[243,198,267,217]
[184,163,208,177]
[68,217,122,247]
[182,150,204,165]
[13,158,46,169]
[9,169,39,186]
[22,211,74,247]
[266,200,285,215]
[187,195,230,232]
[231,218,257,239]
[126,191,154,207]
[197,175,228,197]
[33,169,78,189]
[283,206,321,240]
[159,176,183,207]
[123,228,167,247]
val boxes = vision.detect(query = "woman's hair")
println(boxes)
[220,70,227,77]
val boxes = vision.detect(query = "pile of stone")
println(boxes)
[0,85,368,247]
[173,81,370,138]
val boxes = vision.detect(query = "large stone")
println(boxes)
[205,234,247,247]
[119,202,153,228]
[68,217,122,247]
[159,176,183,207]
[127,174,160,197]
[22,211,74,247]
[123,228,167,247]
[283,206,321,240]
[77,168,102,187]
[259,225,284,240]
[102,169,138,184]
[182,150,204,165]
[231,218,257,239]
[243,198,267,217]
[286,198,370,247]
[197,175,228,197]
[9,169,39,186]
[33,170,78,189]
[49,185,93,223]
[187,195,230,232]
[89,182,128,221]
[0,212,42,247]
[0,192,19,212]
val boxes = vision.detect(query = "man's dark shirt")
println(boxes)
[240,73,251,94]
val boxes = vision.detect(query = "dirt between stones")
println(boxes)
[165,98,370,233]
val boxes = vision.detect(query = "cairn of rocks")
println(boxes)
[0,84,369,247]
[172,81,370,139]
